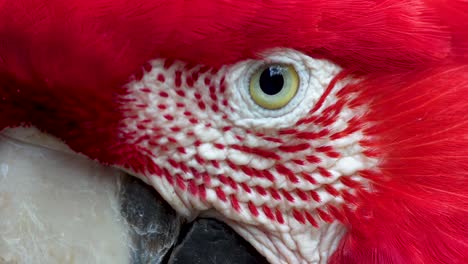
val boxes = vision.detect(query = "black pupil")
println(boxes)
[259,66,285,95]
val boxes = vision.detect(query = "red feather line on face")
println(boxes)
[330,65,468,264]
[114,58,468,263]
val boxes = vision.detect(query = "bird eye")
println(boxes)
[249,64,299,110]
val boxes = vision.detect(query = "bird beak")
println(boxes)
[0,127,266,263]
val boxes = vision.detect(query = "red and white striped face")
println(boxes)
[118,49,377,263]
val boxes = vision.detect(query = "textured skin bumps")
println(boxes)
[118,51,375,262]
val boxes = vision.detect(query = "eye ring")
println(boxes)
[249,64,299,110]
[225,49,341,128]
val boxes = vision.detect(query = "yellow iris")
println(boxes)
[249,64,299,110]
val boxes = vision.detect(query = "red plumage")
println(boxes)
[0,0,466,93]
[1,1,467,263]
[330,66,468,263]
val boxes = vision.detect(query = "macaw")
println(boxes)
[1,0,467,263]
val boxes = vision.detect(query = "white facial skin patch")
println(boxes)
[120,49,377,264]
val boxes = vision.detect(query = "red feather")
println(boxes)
[0,0,466,93]
[0,1,467,263]
[1,0,466,140]
[330,65,468,263]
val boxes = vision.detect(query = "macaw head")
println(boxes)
[1,0,467,263]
